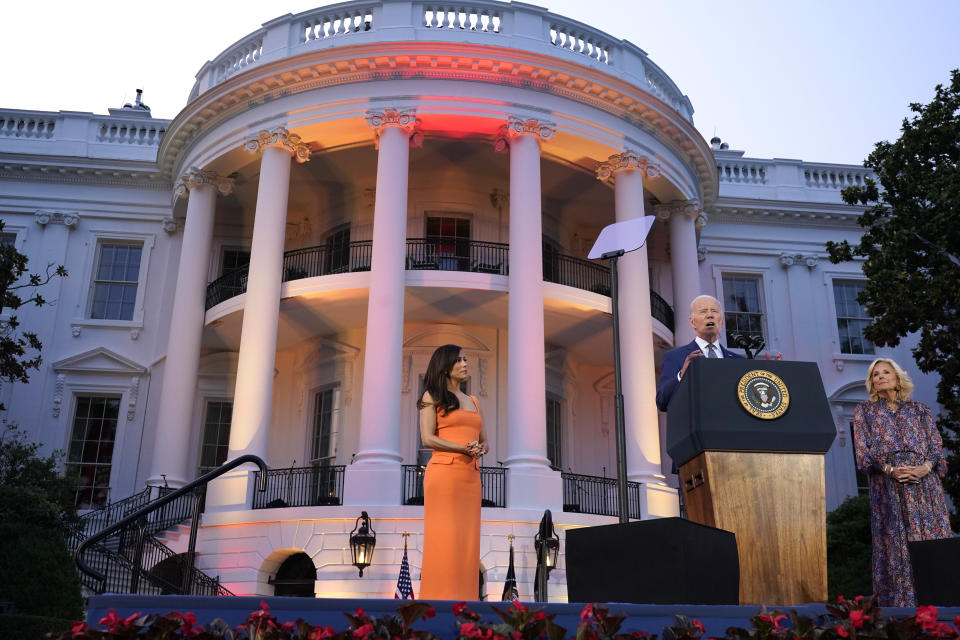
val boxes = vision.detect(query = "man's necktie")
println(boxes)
[707,343,720,358]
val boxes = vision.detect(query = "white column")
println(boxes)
[497,117,562,510]
[148,170,233,488]
[207,127,310,511]
[596,151,678,518]
[344,108,421,506]
[656,200,706,346]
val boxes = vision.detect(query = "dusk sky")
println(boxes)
[4,0,958,165]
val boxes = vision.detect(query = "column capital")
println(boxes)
[243,127,312,163]
[34,210,80,228]
[494,116,556,152]
[365,108,423,148]
[653,199,702,222]
[595,150,661,181]
[780,253,819,269]
[173,167,235,199]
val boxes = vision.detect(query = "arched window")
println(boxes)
[270,552,317,597]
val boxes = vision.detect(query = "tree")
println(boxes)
[0,218,67,410]
[826,69,960,526]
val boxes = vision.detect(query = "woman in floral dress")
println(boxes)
[852,358,953,606]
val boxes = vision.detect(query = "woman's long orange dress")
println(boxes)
[419,396,482,600]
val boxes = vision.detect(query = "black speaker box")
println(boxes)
[565,517,739,604]
[909,537,960,606]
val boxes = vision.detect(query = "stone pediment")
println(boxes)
[52,347,146,374]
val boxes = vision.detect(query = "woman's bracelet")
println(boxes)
[924,461,933,472]
[882,464,893,476]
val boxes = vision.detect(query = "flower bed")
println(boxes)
[50,596,960,640]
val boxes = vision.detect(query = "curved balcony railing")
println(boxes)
[189,1,693,120]
[204,238,674,330]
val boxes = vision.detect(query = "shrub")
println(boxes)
[827,493,872,600]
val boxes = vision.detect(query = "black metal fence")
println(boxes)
[402,464,506,507]
[78,486,152,535]
[251,465,345,509]
[405,238,509,274]
[561,472,642,519]
[204,238,674,329]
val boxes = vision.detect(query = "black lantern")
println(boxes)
[533,509,560,602]
[349,511,376,577]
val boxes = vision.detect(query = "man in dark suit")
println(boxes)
[656,294,743,412]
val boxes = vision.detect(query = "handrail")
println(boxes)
[75,454,267,586]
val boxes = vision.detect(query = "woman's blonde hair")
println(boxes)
[865,358,914,402]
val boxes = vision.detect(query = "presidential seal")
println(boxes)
[737,369,790,419]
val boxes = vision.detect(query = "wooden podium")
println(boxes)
[666,359,836,605]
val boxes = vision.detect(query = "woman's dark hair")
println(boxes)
[418,344,462,415]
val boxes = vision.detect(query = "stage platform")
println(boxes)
[87,595,960,637]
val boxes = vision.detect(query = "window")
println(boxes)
[310,387,338,466]
[0,232,16,247]
[834,280,875,355]
[542,236,561,284]
[66,395,121,509]
[325,226,351,274]
[198,401,233,476]
[90,242,142,320]
[546,394,562,470]
[221,248,250,276]
[722,276,764,343]
[426,215,470,271]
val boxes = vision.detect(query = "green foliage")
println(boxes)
[0,218,68,410]
[826,69,960,522]
[0,485,82,620]
[0,426,78,519]
[0,613,74,640]
[827,494,873,601]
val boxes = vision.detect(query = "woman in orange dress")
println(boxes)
[418,344,487,600]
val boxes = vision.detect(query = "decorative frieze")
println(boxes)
[173,167,235,199]
[653,199,700,222]
[34,210,81,228]
[52,373,65,418]
[595,150,661,181]
[494,116,556,152]
[243,127,312,163]
[161,217,180,234]
[365,108,423,148]
[127,376,140,421]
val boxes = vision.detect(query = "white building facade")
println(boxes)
[0,0,938,601]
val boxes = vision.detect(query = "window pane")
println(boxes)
[833,281,875,354]
[67,394,121,508]
[722,276,764,343]
[198,401,233,475]
[546,396,562,470]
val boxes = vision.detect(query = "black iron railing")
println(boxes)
[251,465,345,508]
[77,486,151,535]
[203,239,674,329]
[74,454,267,596]
[405,238,508,274]
[561,472,642,519]
[402,464,506,508]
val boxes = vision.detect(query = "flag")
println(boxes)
[395,538,415,599]
[501,540,519,601]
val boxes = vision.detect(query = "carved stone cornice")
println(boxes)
[243,127,311,163]
[365,108,423,149]
[595,150,661,181]
[35,210,80,228]
[494,116,556,152]
[173,168,235,199]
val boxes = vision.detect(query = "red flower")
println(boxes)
[453,602,470,617]
[512,632,523,640]
[460,622,478,638]
[929,622,959,639]
[692,620,706,634]
[353,622,374,639]
[283,621,297,632]
[918,605,939,630]
[512,600,528,613]
[355,607,367,619]
[534,612,547,621]
[955,616,960,630]
[98,610,118,628]
[837,595,845,603]
[758,614,787,631]
[310,626,338,639]
[580,604,595,621]
[70,621,88,638]
[849,610,866,629]
[854,596,864,603]
[631,632,650,638]
[422,605,437,620]
[835,625,849,638]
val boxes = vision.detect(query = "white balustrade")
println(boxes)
[423,5,501,32]
[0,115,56,139]
[803,166,870,189]
[549,22,610,64]
[215,33,265,83]
[96,121,166,146]
[717,160,768,184]
[301,7,374,42]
